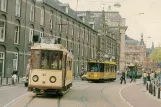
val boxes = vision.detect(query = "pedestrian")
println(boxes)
[80,67,85,80]
[130,69,136,83]
[150,71,155,81]
[25,59,31,78]
[117,69,120,75]
[120,71,126,84]
[142,71,147,85]
[147,72,151,84]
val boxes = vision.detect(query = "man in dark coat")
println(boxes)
[120,71,126,84]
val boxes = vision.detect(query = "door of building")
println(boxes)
[0,52,4,77]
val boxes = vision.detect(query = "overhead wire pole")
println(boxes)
[74,0,79,79]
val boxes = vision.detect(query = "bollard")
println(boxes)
[154,86,156,96]
[149,83,151,93]
[151,84,153,94]
[158,88,160,99]
[18,76,19,83]
[146,83,149,90]
[6,77,8,84]
[0,77,2,85]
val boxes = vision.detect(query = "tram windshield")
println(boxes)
[88,63,104,72]
[31,50,63,70]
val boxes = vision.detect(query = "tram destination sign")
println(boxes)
[41,37,55,44]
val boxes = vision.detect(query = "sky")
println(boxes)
[59,0,161,48]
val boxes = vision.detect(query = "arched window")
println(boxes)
[40,28,44,38]
[0,15,6,42]
[15,0,21,17]
[65,36,68,49]
[40,7,45,25]
[1,0,7,12]
[14,20,20,44]
[30,1,35,22]
[49,11,53,29]
[29,25,34,44]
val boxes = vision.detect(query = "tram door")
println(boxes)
[62,54,67,87]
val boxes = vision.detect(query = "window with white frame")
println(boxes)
[91,48,93,58]
[65,18,69,34]
[13,53,18,71]
[65,36,68,49]
[49,12,53,29]
[58,15,62,32]
[0,21,5,42]
[15,0,20,17]
[40,32,44,38]
[1,0,7,12]
[14,25,20,44]
[29,28,33,43]
[71,22,74,36]
[82,45,84,56]
[30,5,35,22]
[40,7,44,25]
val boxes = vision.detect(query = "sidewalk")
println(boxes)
[121,79,161,107]
[141,81,161,104]
[0,77,23,86]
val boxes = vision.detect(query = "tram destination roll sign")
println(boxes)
[41,37,55,44]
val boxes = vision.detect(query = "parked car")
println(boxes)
[22,77,28,87]
[81,73,88,81]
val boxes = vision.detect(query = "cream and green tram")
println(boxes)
[87,60,117,82]
[28,43,74,94]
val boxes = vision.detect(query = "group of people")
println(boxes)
[142,71,157,85]
[120,69,137,84]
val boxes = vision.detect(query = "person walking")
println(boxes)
[120,71,126,84]
[130,69,136,83]
[142,71,147,85]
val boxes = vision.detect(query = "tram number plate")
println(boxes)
[42,73,46,76]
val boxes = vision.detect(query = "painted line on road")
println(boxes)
[119,85,134,107]
[3,92,31,107]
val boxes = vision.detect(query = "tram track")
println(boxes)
[100,86,116,107]
[24,96,36,107]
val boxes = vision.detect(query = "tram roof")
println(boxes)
[87,60,117,65]
[31,43,73,58]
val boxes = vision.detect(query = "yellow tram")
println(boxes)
[87,59,117,82]
[28,42,74,94]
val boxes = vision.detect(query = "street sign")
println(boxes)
[41,37,55,44]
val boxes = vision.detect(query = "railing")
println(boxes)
[145,78,160,99]
[0,77,23,86]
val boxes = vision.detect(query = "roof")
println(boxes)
[31,43,73,58]
[125,35,140,45]
[87,60,116,65]
[40,0,97,32]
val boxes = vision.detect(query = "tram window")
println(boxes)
[41,51,50,69]
[32,50,41,69]
[51,51,62,70]
[99,63,104,72]
[88,63,99,72]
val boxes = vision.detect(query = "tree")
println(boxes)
[149,47,161,62]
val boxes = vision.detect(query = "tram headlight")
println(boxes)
[49,76,56,83]
[32,75,39,82]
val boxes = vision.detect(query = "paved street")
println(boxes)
[1,78,161,107]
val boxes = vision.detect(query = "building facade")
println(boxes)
[78,10,127,70]
[124,34,146,72]
[0,0,98,78]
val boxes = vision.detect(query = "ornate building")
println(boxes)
[78,10,127,70]
[124,34,146,73]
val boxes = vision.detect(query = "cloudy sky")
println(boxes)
[59,0,161,48]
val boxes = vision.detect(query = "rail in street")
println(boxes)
[1,78,161,107]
